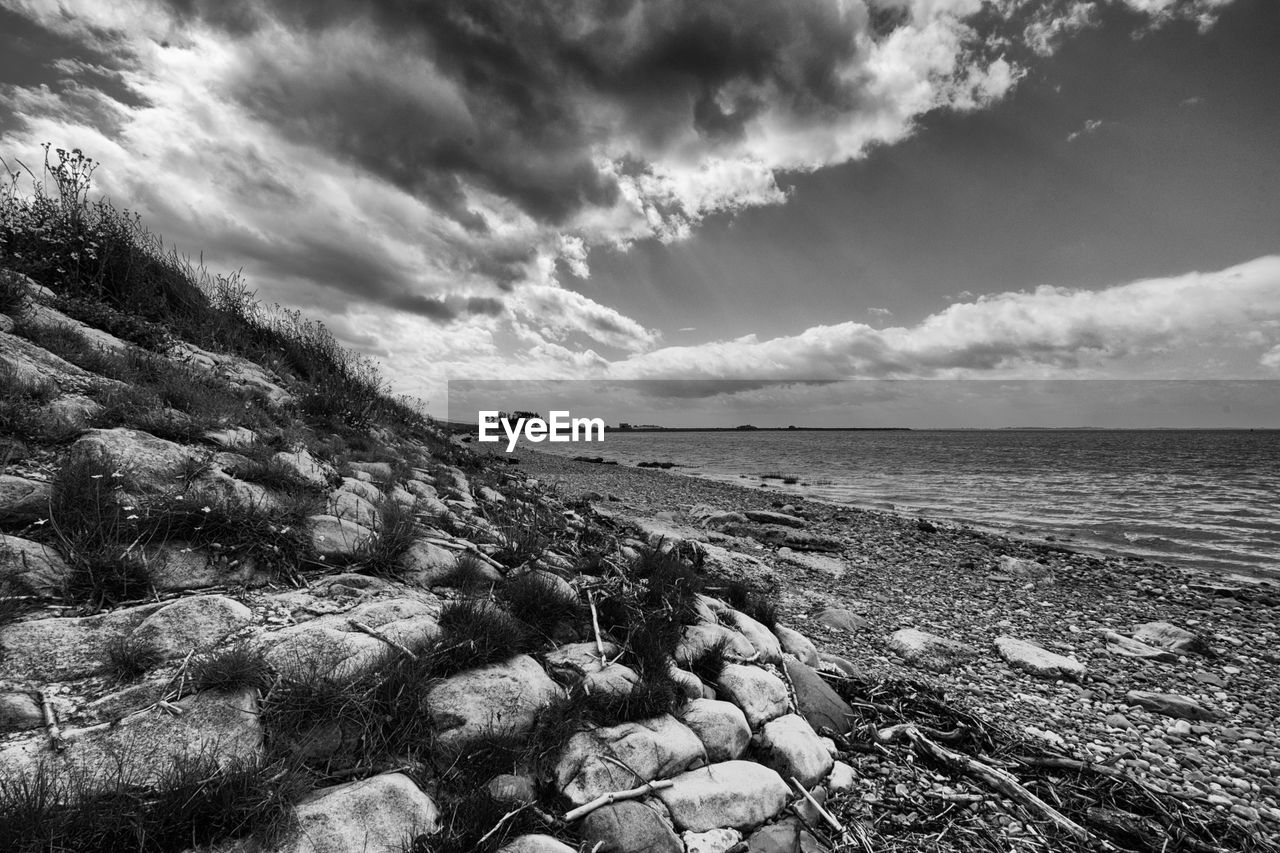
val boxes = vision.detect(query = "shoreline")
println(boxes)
[512,446,1280,831]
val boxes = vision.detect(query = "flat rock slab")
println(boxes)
[1103,630,1177,662]
[888,628,977,673]
[427,654,562,755]
[814,608,870,633]
[1133,621,1207,655]
[743,510,807,528]
[278,772,439,853]
[1125,690,1224,722]
[995,637,1085,681]
[556,714,704,806]
[0,600,166,680]
[755,713,834,788]
[656,760,790,832]
[782,658,855,736]
[715,664,791,728]
[776,549,846,577]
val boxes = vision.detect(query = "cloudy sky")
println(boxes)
[1,0,1278,424]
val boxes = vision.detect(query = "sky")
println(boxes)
[1,0,1278,425]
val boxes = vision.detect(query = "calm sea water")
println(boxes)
[541,430,1280,580]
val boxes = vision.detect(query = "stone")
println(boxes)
[44,394,101,431]
[278,773,439,853]
[0,475,51,524]
[682,828,742,853]
[0,534,71,595]
[1105,713,1135,730]
[726,610,783,663]
[778,550,846,577]
[755,713,834,787]
[544,641,623,684]
[746,819,825,853]
[0,601,165,680]
[307,515,373,559]
[129,595,254,661]
[427,655,562,754]
[995,637,1085,681]
[814,608,870,633]
[203,427,256,449]
[556,715,705,806]
[143,541,261,591]
[676,624,758,667]
[668,664,705,700]
[677,698,752,762]
[998,555,1055,586]
[1125,690,1224,722]
[487,774,539,807]
[261,598,440,678]
[0,691,42,731]
[0,688,261,789]
[497,837,576,853]
[716,664,791,728]
[782,658,855,736]
[1,328,102,393]
[580,800,682,853]
[328,490,380,528]
[399,540,462,586]
[656,760,790,832]
[1103,630,1177,662]
[888,628,977,673]
[168,341,293,406]
[347,461,395,482]
[1133,621,1207,655]
[273,449,335,490]
[827,760,856,791]
[817,652,872,681]
[70,428,200,494]
[26,302,132,354]
[743,510,807,528]
[774,624,820,667]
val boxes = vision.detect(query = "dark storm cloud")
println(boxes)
[156,0,868,226]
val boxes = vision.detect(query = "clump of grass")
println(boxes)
[719,579,779,630]
[631,546,704,626]
[432,599,529,676]
[686,636,731,683]
[500,571,583,642]
[577,676,681,727]
[50,293,171,351]
[190,643,273,693]
[0,269,30,316]
[104,633,163,681]
[0,363,76,444]
[412,789,542,853]
[224,454,319,495]
[489,502,554,568]
[350,498,419,576]
[442,552,495,592]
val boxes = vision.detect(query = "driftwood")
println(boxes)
[562,779,674,822]
[348,619,419,660]
[588,590,606,663]
[37,688,65,752]
[877,723,1102,846]
[475,802,533,848]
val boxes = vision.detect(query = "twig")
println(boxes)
[789,776,844,834]
[563,779,674,822]
[37,688,65,752]
[474,803,532,849]
[348,619,419,660]
[588,590,606,664]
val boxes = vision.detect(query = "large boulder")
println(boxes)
[555,715,705,806]
[168,341,294,406]
[715,665,791,728]
[888,628,976,673]
[995,637,1085,681]
[781,658,855,736]
[580,800,682,853]
[328,490,380,529]
[725,611,782,663]
[128,595,253,661]
[277,773,439,853]
[774,624,819,667]
[427,655,562,754]
[70,428,199,494]
[0,475,51,525]
[307,515,373,560]
[0,534,71,595]
[656,761,790,832]
[0,691,42,731]
[675,625,757,668]
[755,713,833,788]
[1124,690,1223,722]
[676,699,751,762]
[272,449,335,490]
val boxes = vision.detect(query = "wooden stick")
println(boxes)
[348,619,419,660]
[37,688,65,752]
[563,779,674,822]
[473,802,532,848]
[588,590,606,663]
[789,776,844,834]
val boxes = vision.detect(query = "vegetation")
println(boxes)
[190,643,274,693]
[103,633,164,681]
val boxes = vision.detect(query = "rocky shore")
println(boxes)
[1,264,1277,853]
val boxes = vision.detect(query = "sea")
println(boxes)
[540,429,1280,581]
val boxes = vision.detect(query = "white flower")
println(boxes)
[126,514,139,520]
[201,506,212,513]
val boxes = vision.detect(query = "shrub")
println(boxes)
[51,294,171,351]
[632,546,704,626]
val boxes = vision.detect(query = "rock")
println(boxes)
[261,597,440,678]
[827,761,856,792]
[168,341,294,406]
[0,691,42,731]
[399,540,462,585]
[0,475,51,524]
[656,760,790,832]
[70,428,199,494]
[580,801,682,853]
[203,427,256,449]
[26,302,132,354]
[682,828,742,853]
[814,608,870,633]
[278,773,438,853]
[273,449,335,490]
[994,637,1085,681]
[676,624,758,666]
[128,595,254,661]
[998,555,1055,586]
[745,819,824,853]
[487,773,539,807]
[774,624,820,667]
[427,655,562,754]
[0,534,71,595]
[328,490,380,528]
[0,688,261,789]
[1103,630,1177,662]
[817,652,872,681]
[347,461,395,483]
[755,713,834,787]
[743,510,806,528]
[782,658,855,736]
[1125,690,1223,722]
[668,664,704,700]
[544,641,623,684]
[497,837,577,853]
[44,394,101,431]
[677,698,752,762]
[1105,713,1135,730]
[1,327,103,392]
[715,664,791,728]
[143,541,261,591]
[777,550,846,577]
[726,610,783,663]
[888,628,977,673]
[1133,621,1207,655]
[307,515,373,559]
[0,601,165,680]
[555,715,705,806]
